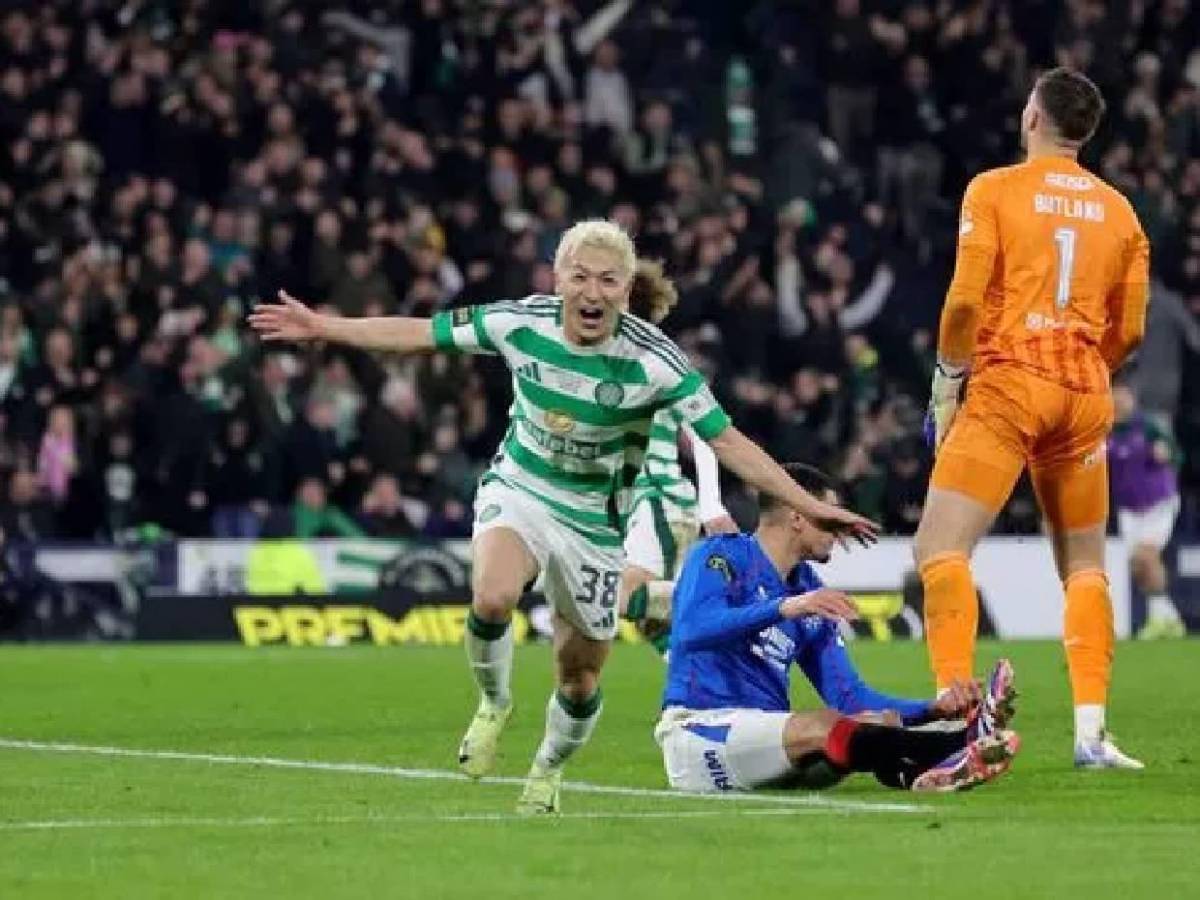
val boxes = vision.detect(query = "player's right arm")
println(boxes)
[795,618,939,725]
[940,173,1000,367]
[1098,225,1151,372]
[673,541,782,651]
[707,425,878,544]
[928,172,1000,450]
[249,290,436,353]
[249,291,523,356]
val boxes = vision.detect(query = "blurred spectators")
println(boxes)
[266,476,364,540]
[2,469,57,541]
[0,0,1195,541]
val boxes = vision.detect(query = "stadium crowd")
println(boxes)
[0,0,1198,543]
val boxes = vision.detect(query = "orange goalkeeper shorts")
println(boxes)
[930,363,1114,530]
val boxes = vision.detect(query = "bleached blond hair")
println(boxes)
[553,219,636,279]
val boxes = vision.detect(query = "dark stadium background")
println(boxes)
[0,0,1197,634]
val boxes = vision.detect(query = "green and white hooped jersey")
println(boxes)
[430,296,730,548]
[631,406,696,518]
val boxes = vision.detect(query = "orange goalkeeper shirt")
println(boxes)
[940,155,1150,394]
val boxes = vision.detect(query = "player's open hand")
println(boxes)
[931,678,982,719]
[780,588,859,623]
[248,290,325,342]
[807,501,879,548]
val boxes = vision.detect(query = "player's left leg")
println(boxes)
[517,615,611,815]
[1032,402,1143,769]
[517,532,621,814]
[913,488,999,689]
[791,711,1020,793]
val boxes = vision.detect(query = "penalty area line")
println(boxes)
[0,737,929,815]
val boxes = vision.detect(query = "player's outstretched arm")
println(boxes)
[794,612,944,725]
[708,425,878,545]
[248,290,435,353]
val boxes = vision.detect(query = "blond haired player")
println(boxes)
[250,220,878,813]
[915,68,1149,768]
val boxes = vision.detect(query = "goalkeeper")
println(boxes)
[656,464,1020,793]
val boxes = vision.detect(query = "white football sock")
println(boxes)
[533,689,603,772]
[645,580,675,619]
[1074,704,1105,745]
[1147,593,1181,623]
[464,612,513,709]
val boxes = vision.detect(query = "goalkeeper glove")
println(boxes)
[925,361,967,453]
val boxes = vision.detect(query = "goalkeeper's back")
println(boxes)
[948,156,1148,395]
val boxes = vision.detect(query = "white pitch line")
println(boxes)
[0,808,832,832]
[0,737,928,815]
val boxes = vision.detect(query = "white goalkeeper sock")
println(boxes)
[465,610,513,709]
[533,689,603,772]
[1074,704,1105,745]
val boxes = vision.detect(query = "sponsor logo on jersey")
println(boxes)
[1081,443,1106,469]
[959,216,974,236]
[519,419,602,459]
[594,380,625,407]
[517,361,542,383]
[1025,312,1072,331]
[452,306,474,326]
[550,369,583,393]
[544,410,576,435]
[1044,172,1094,191]
[751,625,795,672]
[477,503,501,524]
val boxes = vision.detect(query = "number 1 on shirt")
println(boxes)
[1053,226,1077,310]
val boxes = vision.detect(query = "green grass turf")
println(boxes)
[0,639,1198,899]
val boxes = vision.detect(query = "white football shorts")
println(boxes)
[653,707,793,792]
[623,495,699,580]
[1118,495,1180,551]
[473,479,623,641]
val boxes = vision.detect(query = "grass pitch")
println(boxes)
[1,639,1197,899]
